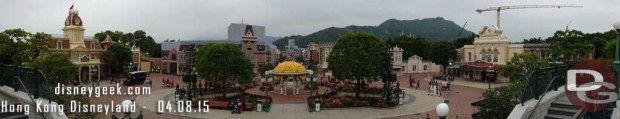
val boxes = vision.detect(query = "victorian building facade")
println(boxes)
[47,6,102,84]
[160,25,272,76]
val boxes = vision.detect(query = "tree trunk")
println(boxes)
[443,65,447,74]
[222,78,227,98]
[356,79,361,98]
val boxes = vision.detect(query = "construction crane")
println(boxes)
[476,5,583,30]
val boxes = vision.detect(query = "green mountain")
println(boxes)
[273,17,473,50]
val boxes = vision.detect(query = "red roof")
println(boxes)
[102,35,114,44]
[84,40,102,49]
[50,38,70,49]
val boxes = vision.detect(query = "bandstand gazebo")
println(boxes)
[264,61,313,95]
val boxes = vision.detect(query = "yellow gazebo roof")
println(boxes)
[273,61,307,74]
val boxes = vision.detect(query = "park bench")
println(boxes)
[207,101,229,109]
[326,82,340,89]
[207,101,253,110]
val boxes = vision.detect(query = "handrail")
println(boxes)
[33,68,54,103]
[572,109,583,119]
[526,76,560,119]
[521,69,539,106]
[13,76,47,119]
[0,64,55,103]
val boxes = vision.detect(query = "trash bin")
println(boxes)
[315,103,320,111]
[257,103,262,112]
[399,89,405,105]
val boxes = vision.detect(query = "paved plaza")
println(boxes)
[87,72,501,119]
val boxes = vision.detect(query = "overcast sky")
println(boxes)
[1,0,619,42]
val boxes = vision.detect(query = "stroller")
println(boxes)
[230,102,241,114]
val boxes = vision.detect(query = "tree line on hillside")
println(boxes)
[273,17,473,50]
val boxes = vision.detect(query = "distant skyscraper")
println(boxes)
[228,23,265,41]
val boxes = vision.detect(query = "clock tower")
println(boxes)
[241,25,257,60]
[62,5,86,49]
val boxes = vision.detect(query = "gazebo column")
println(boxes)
[280,77,284,95]
[295,76,299,95]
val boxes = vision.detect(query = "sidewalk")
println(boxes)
[136,86,444,119]
[423,77,509,89]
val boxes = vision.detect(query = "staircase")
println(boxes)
[545,96,580,119]
[0,96,27,119]
[0,106,27,119]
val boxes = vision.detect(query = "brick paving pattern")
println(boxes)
[89,73,190,119]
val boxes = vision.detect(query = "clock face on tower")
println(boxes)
[74,18,81,25]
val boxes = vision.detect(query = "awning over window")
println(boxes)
[462,60,503,72]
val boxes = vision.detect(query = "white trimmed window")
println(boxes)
[56,41,62,49]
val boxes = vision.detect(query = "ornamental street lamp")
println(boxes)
[487,67,492,89]
[264,71,272,97]
[436,102,450,119]
[613,20,620,102]
[112,100,143,119]
[308,70,315,97]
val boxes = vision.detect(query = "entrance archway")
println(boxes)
[80,66,89,84]
[92,66,99,81]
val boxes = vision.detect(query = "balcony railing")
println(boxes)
[0,64,54,103]
[520,64,568,106]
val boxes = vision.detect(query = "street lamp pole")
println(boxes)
[613,20,620,102]
[487,67,493,89]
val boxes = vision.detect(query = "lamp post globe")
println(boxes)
[436,102,449,119]
[613,20,620,31]
[121,100,133,112]
[112,99,142,119]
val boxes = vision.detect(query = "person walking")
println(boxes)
[415,79,420,90]
[409,75,413,88]
[176,83,180,92]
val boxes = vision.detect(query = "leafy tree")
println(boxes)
[195,43,254,98]
[94,30,161,57]
[0,29,52,65]
[386,35,432,60]
[27,32,52,59]
[453,33,476,48]
[28,54,78,85]
[603,39,618,63]
[547,30,592,63]
[479,53,550,118]
[501,53,548,84]
[106,43,133,76]
[522,37,545,43]
[100,51,119,74]
[93,30,124,43]
[584,30,616,59]
[327,32,389,98]
[476,84,521,119]
[295,56,304,62]
[27,54,99,119]
[429,41,457,74]
[278,56,287,63]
